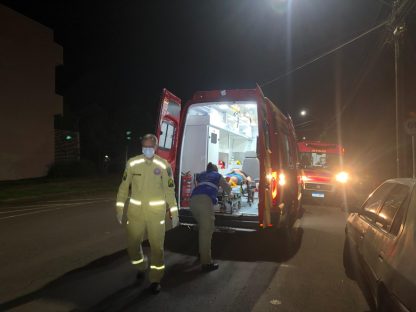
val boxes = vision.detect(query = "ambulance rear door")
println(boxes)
[155,88,182,174]
[255,85,272,228]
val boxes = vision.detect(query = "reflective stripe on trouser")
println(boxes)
[126,204,166,283]
[126,217,147,272]
[190,194,215,265]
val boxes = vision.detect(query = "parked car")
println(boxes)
[343,178,416,312]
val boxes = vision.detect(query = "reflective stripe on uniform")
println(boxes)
[152,159,167,170]
[130,159,145,167]
[150,265,165,270]
[132,258,144,265]
[130,198,142,206]
[170,206,178,213]
[116,202,124,207]
[149,200,166,206]
[160,220,165,225]
[198,181,219,190]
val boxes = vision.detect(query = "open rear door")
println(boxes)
[155,89,181,173]
[156,89,182,232]
[255,84,272,228]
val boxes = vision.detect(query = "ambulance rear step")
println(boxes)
[179,210,259,230]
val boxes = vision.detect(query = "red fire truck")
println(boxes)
[297,141,348,203]
[155,87,302,231]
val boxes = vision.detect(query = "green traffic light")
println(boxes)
[126,130,132,135]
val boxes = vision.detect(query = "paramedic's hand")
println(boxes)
[116,208,123,225]
[169,205,179,228]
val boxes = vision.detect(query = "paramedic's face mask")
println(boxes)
[142,139,156,159]
[142,147,155,159]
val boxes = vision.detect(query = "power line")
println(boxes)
[320,26,391,138]
[260,20,389,87]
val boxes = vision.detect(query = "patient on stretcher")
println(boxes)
[225,169,252,186]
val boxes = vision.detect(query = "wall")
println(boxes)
[0,4,63,180]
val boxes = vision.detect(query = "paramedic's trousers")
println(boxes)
[190,194,215,265]
[126,202,166,283]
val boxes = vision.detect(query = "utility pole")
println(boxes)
[389,0,414,177]
[394,23,404,177]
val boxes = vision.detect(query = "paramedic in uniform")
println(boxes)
[115,134,178,294]
[190,162,231,271]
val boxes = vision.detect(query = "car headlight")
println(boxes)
[300,175,310,182]
[335,171,349,183]
[278,173,286,186]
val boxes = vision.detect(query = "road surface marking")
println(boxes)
[0,198,112,211]
[45,197,112,203]
[0,198,113,220]
[0,207,63,221]
[0,202,89,214]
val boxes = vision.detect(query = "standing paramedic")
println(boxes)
[115,134,178,294]
[190,162,231,271]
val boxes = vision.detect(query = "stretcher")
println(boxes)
[216,185,242,214]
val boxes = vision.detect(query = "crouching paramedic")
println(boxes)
[115,134,178,294]
[190,163,231,271]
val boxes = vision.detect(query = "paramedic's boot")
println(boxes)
[202,262,219,272]
[149,282,161,294]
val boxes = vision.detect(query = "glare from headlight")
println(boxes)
[278,173,286,186]
[301,175,310,182]
[336,171,349,183]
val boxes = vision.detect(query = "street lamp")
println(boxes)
[125,130,132,162]
[300,110,307,117]
[126,130,132,141]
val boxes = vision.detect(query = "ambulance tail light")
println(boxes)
[266,171,282,205]
[266,171,278,199]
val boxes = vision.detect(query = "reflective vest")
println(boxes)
[191,170,222,204]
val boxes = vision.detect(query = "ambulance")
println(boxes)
[155,87,302,231]
[298,141,348,204]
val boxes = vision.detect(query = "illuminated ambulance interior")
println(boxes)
[179,102,260,216]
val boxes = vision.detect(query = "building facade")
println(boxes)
[0,4,63,180]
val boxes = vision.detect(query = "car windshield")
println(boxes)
[299,152,340,170]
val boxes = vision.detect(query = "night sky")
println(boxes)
[2,0,416,180]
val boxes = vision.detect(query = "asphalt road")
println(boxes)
[0,197,371,312]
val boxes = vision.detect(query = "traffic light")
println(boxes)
[126,130,132,141]
[65,135,73,141]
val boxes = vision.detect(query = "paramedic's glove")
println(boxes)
[169,205,179,228]
[116,201,124,224]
